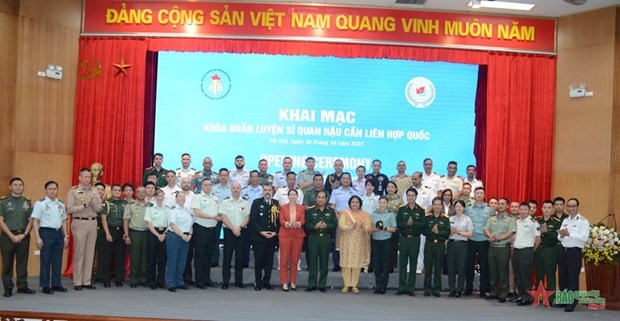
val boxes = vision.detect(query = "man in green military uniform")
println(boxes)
[94,182,107,284]
[395,188,425,296]
[423,198,451,297]
[101,184,127,288]
[484,198,516,303]
[535,200,561,302]
[305,191,337,292]
[258,159,274,187]
[123,186,151,287]
[0,177,35,297]
[143,153,167,188]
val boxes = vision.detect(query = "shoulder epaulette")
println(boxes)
[442,214,450,219]
[71,185,79,189]
[0,196,7,200]
[223,196,231,200]
[425,213,432,217]
[176,167,182,171]
[39,198,46,202]
[440,175,446,178]
[307,205,316,209]
[146,166,154,170]
[58,199,64,204]
[399,204,407,208]
[24,197,31,201]
[433,172,438,175]
[190,167,197,171]
[553,217,561,222]
[170,205,176,209]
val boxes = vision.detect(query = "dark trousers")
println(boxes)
[398,235,420,292]
[146,230,167,287]
[307,234,331,288]
[211,221,223,265]
[183,241,194,283]
[488,246,511,299]
[512,247,534,301]
[372,238,391,290]
[535,245,557,299]
[39,228,64,288]
[423,240,445,294]
[389,233,399,268]
[466,240,490,292]
[331,230,340,267]
[165,233,189,288]
[129,230,147,284]
[558,247,582,305]
[0,233,30,290]
[222,228,246,284]
[95,227,105,282]
[193,224,216,286]
[447,240,468,292]
[102,227,125,283]
[242,223,254,267]
[253,239,276,285]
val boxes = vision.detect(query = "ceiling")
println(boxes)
[263,0,620,18]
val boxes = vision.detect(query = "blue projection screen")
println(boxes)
[155,52,479,174]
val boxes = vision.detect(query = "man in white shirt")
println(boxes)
[274,172,304,205]
[440,161,463,197]
[512,202,541,306]
[421,158,441,196]
[175,153,196,186]
[464,165,483,197]
[162,171,181,206]
[229,155,250,189]
[274,157,293,189]
[557,198,590,312]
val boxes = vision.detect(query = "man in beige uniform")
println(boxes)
[67,168,102,290]
[390,161,412,199]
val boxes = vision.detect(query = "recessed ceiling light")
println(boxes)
[468,0,536,11]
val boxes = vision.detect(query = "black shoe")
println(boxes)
[83,285,96,290]
[115,282,123,287]
[178,285,190,290]
[319,287,327,293]
[409,291,416,297]
[263,283,273,290]
[235,282,246,289]
[282,284,289,292]
[73,286,83,291]
[389,267,394,273]
[158,283,165,289]
[52,286,67,292]
[480,292,490,299]
[211,263,219,267]
[3,289,12,297]
[168,287,176,292]
[130,283,138,288]
[553,303,567,308]
[484,294,498,300]
[140,282,148,287]
[373,289,381,294]
[195,284,207,289]
[455,292,462,298]
[332,266,341,272]
[206,281,218,288]
[42,287,53,294]
[104,282,111,288]
[517,300,532,306]
[185,280,195,285]
[433,293,441,298]
[380,288,386,294]
[305,286,316,292]
[290,284,297,291]
[510,296,523,303]
[254,285,262,291]
[150,285,157,290]
[368,268,374,273]
[17,287,35,294]
[564,304,575,312]
[448,292,455,297]
[423,292,431,297]
[463,290,472,296]
[395,290,406,295]
[221,283,229,290]
[498,298,507,303]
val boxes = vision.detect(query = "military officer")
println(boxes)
[241,170,263,268]
[162,170,181,205]
[250,184,280,290]
[230,155,250,189]
[484,198,516,302]
[297,157,318,196]
[302,173,329,209]
[390,161,412,198]
[145,189,170,290]
[395,188,425,296]
[422,197,451,297]
[274,157,293,189]
[352,165,366,191]
[123,186,151,287]
[421,158,441,196]
[464,165,483,197]
[534,200,561,303]
[0,177,34,297]
[324,159,344,194]
[440,161,463,196]
[193,157,219,193]
[512,202,541,306]
[101,184,127,288]
[305,191,337,292]
[464,187,494,297]
[67,168,102,291]
[143,153,167,188]
[94,182,107,284]
[175,153,196,186]
[190,179,221,289]
[365,159,389,195]
[219,182,250,289]
[210,168,231,267]
[32,180,68,294]
[407,172,434,274]
[258,159,274,187]
[274,172,304,205]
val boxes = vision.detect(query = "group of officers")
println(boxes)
[0,154,591,312]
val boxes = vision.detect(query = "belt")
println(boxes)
[73,217,96,221]
[129,228,147,232]
[194,223,215,229]
[448,239,467,243]
[10,229,25,234]
[40,227,61,232]
[155,227,167,233]
[400,234,418,239]
[564,247,581,251]
[183,232,191,235]
[311,231,329,237]
[514,247,533,251]
[109,226,122,231]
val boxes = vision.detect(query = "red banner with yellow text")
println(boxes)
[83,0,556,54]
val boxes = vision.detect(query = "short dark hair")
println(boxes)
[111,184,122,190]
[250,170,259,177]
[462,182,472,188]
[499,197,510,204]
[219,168,229,174]
[448,161,457,167]
[567,198,580,206]
[341,172,352,180]
[313,173,324,180]
[181,153,190,158]
[474,187,485,193]
[153,153,163,159]
[287,189,298,196]
[553,197,565,204]
[423,158,432,164]
[235,155,244,160]
[365,180,376,188]
[454,200,466,208]
[357,165,366,172]
[144,182,156,188]
[79,168,91,175]
[94,182,106,189]
[147,173,157,178]
[122,183,134,191]
[348,195,363,208]
[166,170,176,176]
[305,157,315,162]
[467,165,476,170]
[286,171,297,178]
[378,195,388,203]
[405,187,418,196]
[528,199,538,207]
[387,181,398,193]
[372,159,382,165]
[9,177,23,185]
[44,180,58,189]
[542,200,553,206]
[519,202,531,209]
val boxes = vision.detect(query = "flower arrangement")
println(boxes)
[583,223,620,266]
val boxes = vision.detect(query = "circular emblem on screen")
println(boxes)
[201,69,231,100]
[405,77,436,108]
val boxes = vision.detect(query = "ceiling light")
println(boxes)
[468,1,536,11]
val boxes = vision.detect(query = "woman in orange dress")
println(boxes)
[278,189,306,291]
[338,195,372,294]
